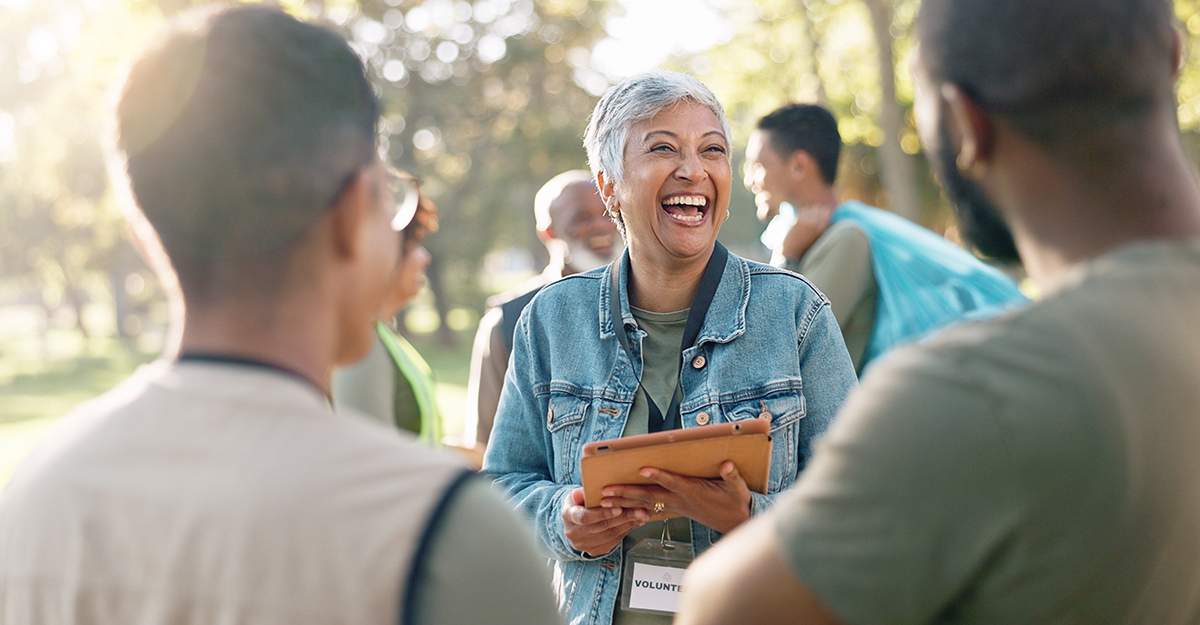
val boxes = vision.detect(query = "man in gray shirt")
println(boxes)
[679,0,1200,623]
[0,7,561,625]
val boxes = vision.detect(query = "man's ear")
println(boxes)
[789,149,815,180]
[328,168,374,261]
[942,83,995,178]
[596,171,618,215]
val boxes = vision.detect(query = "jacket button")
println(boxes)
[691,355,706,369]
[696,412,710,425]
[759,411,772,423]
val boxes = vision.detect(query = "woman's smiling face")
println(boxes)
[606,101,732,267]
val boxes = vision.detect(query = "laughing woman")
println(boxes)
[484,71,857,625]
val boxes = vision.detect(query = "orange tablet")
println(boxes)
[580,419,772,519]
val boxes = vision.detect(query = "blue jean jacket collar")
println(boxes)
[599,245,749,347]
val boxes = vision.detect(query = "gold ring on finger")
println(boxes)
[653,502,665,513]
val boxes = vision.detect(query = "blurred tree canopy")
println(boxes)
[0,0,164,348]
[5,0,1200,348]
[344,0,617,341]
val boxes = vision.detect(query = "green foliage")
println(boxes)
[338,0,615,315]
[0,0,167,341]
[668,0,937,225]
[7,0,1200,348]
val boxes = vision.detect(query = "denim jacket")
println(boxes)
[484,250,857,625]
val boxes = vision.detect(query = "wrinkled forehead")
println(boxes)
[628,101,728,147]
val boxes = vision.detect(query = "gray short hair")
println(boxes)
[583,70,731,188]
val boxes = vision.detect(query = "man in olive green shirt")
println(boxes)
[682,0,1200,623]
[744,104,1023,374]
[743,109,877,371]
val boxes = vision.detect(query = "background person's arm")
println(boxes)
[464,306,507,449]
[777,208,833,265]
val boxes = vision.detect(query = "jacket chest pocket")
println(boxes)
[544,391,591,483]
[721,385,806,493]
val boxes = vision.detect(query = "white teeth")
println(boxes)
[662,195,707,207]
[671,213,704,223]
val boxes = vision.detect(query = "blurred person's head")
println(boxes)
[379,177,438,319]
[745,104,841,221]
[533,170,620,273]
[583,70,732,243]
[108,5,402,365]
[914,0,1180,263]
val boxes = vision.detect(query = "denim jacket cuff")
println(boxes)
[749,491,775,517]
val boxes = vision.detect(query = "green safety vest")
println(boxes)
[375,320,443,447]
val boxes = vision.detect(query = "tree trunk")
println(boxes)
[56,251,91,340]
[109,246,140,344]
[38,298,52,361]
[66,287,90,340]
[862,0,920,222]
[800,0,829,105]
[425,256,457,346]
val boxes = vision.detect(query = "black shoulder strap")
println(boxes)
[680,242,728,362]
[400,468,476,625]
[499,287,542,354]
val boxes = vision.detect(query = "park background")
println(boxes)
[6,0,1200,486]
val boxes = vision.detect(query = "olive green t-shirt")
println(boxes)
[622,306,689,438]
[794,220,876,374]
[773,241,1200,624]
[614,307,693,625]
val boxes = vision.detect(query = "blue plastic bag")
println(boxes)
[831,201,1028,367]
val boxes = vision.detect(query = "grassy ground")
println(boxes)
[0,328,477,490]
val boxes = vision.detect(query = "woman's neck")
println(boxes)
[626,248,712,313]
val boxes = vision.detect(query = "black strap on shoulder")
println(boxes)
[609,242,728,432]
[499,287,542,353]
[400,468,475,625]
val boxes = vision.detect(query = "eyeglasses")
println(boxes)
[387,168,421,232]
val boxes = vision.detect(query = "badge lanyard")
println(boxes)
[608,242,728,433]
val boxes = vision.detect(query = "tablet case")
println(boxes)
[580,419,772,520]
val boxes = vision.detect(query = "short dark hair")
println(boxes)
[756,104,841,185]
[112,6,379,294]
[917,0,1177,147]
